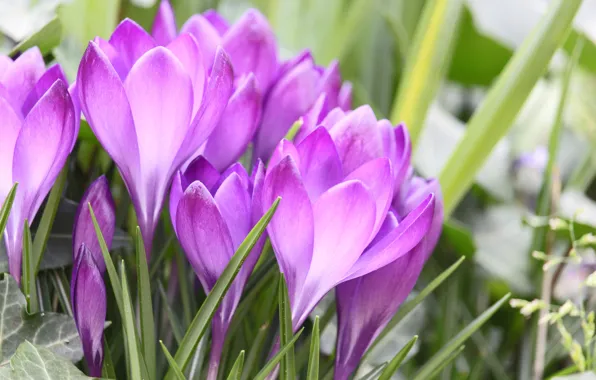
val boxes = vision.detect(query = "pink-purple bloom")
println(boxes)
[262,125,436,330]
[0,47,77,283]
[170,156,266,380]
[76,18,233,255]
[71,176,115,377]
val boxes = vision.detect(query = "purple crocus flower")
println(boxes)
[77,18,233,255]
[151,1,351,165]
[171,156,266,380]
[334,179,444,379]
[0,48,77,283]
[262,126,436,330]
[70,176,115,377]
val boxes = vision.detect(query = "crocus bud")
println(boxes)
[70,176,115,377]
[171,157,265,380]
[77,19,233,255]
[1,48,76,283]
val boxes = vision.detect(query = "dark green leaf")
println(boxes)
[0,184,17,238]
[21,221,38,314]
[378,335,418,380]
[253,328,304,380]
[158,282,184,344]
[119,260,144,380]
[441,221,476,258]
[279,276,295,380]
[166,198,280,379]
[306,316,320,380]
[136,227,156,379]
[160,341,186,380]
[412,294,510,379]
[426,345,465,379]
[0,275,82,366]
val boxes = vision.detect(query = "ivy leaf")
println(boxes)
[0,341,90,380]
[0,275,82,365]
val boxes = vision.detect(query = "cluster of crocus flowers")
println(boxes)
[0,1,442,379]
[71,176,116,376]
[0,47,77,283]
[170,156,266,379]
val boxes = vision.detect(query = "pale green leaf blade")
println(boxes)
[0,184,18,238]
[378,335,418,380]
[160,341,186,380]
[253,328,304,380]
[136,227,156,378]
[9,17,62,58]
[439,0,583,216]
[306,316,320,380]
[226,350,245,380]
[119,260,143,380]
[279,276,295,380]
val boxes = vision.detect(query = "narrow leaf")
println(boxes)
[364,257,465,360]
[119,260,143,380]
[136,227,156,379]
[226,350,245,380]
[412,294,510,379]
[158,282,184,344]
[0,183,18,237]
[241,322,273,380]
[426,345,465,379]
[378,335,418,380]
[306,316,320,380]
[88,204,123,314]
[279,276,296,380]
[390,0,464,145]
[9,17,62,58]
[439,0,583,216]
[160,340,186,380]
[33,166,67,273]
[22,221,38,314]
[166,198,280,379]
[253,328,304,380]
[360,362,388,380]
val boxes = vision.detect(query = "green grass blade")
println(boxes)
[364,257,465,360]
[439,0,583,216]
[160,340,187,380]
[306,316,320,380]
[378,335,418,380]
[166,198,280,379]
[412,294,511,379]
[102,337,117,379]
[241,322,273,380]
[136,227,156,379]
[279,276,295,380]
[390,0,464,146]
[426,345,465,379]
[226,351,245,380]
[22,221,38,313]
[360,362,388,380]
[158,282,184,344]
[120,260,144,380]
[0,183,18,236]
[10,17,62,57]
[253,328,304,380]
[33,166,67,273]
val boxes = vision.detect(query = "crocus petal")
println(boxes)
[268,139,300,174]
[109,19,156,74]
[254,59,321,161]
[12,79,75,225]
[386,123,412,192]
[73,176,116,274]
[124,46,193,244]
[294,94,327,144]
[180,14,222,69]
[338,82,352,110]
[184,155,221,191]
[169,172,184,232]
[176,48,233,168]
[318,60,341,111]
[1,47,45,114]
[263,156,314,303]
[166,33,206,117]
[71,245,106,378]
[217,163,250,192]
[222,9,277,91]
[321,107,346,130]
[152,0,178,46]
[21,64,68,116]
[78,41,140,188]
[295,180,376,326]
[214,173,252,254]
[203,74,261,171]
[345,158,393,238]
[343,194,435,281]
[295,127,343,201]
[176,181,234,291]
[0,96,21,200]
[93,37,129,80]
[0,55,11,75]
[204,9,229,34]
[329,105,384,174]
